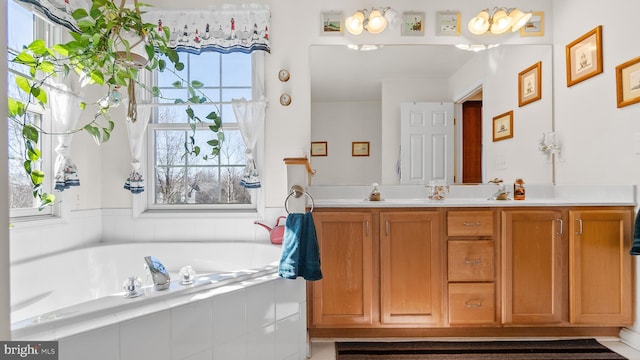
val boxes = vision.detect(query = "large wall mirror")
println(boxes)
[310,44,554,186]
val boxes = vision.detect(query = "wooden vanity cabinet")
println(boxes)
[569,208,633,326]
[380,211,442,325]
[310,211,374,326]
[501,209,567,325]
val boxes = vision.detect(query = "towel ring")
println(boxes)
[285,185,315,214]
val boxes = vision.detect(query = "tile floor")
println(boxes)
[308,337,640,360]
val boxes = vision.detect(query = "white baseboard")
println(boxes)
[619,328,640,350]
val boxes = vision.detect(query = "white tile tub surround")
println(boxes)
[58,276,307,360]
[11,241,308,360]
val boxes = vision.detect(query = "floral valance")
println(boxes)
[15,0,270,54]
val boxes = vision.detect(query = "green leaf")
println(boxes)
[206,139,219,147]
[209,124,219,132]
[53,44,69,56]
[23,160,32,174]
[32,86,47,105]
[22,124,39,143]
[192,146,200,156]
[102,127,111,142]
[8,98,26,117]
[38,61,55,74]
[83,124,102,144]
[27,144,41,162]
[30,170,45,186]
[158,59,166,71]
[71,8,89,20]
[172,81,182,88]
[14,52,35,65]
[15,76,31,94]
[206,111,219,121]
[151,86,160,97]
[89,69,105,85]
[186,107,194,119]
[27,39,47,55]
[38,193,55,210]
[175,62,184,71]
[188,96,200,104]
[191,80,204,89]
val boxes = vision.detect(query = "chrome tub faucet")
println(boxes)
[144,256,171,290]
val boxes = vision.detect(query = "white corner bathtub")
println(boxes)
[9,241,307,360]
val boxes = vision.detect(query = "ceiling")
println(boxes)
[310,45,477,103]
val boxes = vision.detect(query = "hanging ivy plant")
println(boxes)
[8,0,223,209]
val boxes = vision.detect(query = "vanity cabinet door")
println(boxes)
[501,210,566,324]
[569,209,633,325]
[379,211,443,325]
[310,211,374,326]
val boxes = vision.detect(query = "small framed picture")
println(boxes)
[435,11,460,36]
[566,26,603,87]
[321,11,343,35]
[616,56,640,108]
[401,11,424,36]
[518,62,542,107]
[492,111,514,142]
[520,11,544,37]
[310,141,328,156]
[352,142,370,156]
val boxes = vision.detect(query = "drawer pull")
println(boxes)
[465,299,483,308]
[464,258,481,265]
[463,221,481,226]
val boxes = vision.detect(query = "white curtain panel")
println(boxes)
[124,105,151,194]
[49,84,82,191]
[232,96,266,189]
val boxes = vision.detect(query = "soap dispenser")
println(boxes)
[368,183,381,201]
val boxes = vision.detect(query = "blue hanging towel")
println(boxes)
[630,209,640,255]
[278,212,323,281]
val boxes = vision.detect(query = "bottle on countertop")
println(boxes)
[514,178,525,200]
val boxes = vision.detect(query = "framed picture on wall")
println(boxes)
[565,26,603,87]
[519,11,544,37]
[616,56,640,108]
[310,141,328,156]
[352,142,370,156]
[435,11,460,36]
[401,11,424,36]
[321,11,343,35]
[492,111,514,142]
[518,62,542,107]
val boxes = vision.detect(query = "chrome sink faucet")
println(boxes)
[144,256,171,290]
[488,178,509,200]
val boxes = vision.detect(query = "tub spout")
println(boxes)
[144,256,171,291]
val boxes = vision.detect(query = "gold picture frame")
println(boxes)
[518,62,542,107]
[566,26,603,87]
[352,142,370,156]
[310,141,327,156]
[492,111,514,142]
[616,56,640,108]
[519,11,544,37]
[321,12,343,35]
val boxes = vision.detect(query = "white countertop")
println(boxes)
[305,184,637,208]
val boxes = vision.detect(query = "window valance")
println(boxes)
[15,0,270,53]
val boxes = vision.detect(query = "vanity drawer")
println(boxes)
[448,283,496,325]
[448,240,494,282]
[447,210,495,237]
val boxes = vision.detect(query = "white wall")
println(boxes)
[551,0,640,335]
[311,101,382,185]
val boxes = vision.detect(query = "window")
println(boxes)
[148,51,260,210]
[7,0,57,218]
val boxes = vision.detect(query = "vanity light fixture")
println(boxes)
[345,7,394,35]
[468,7,532,35]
